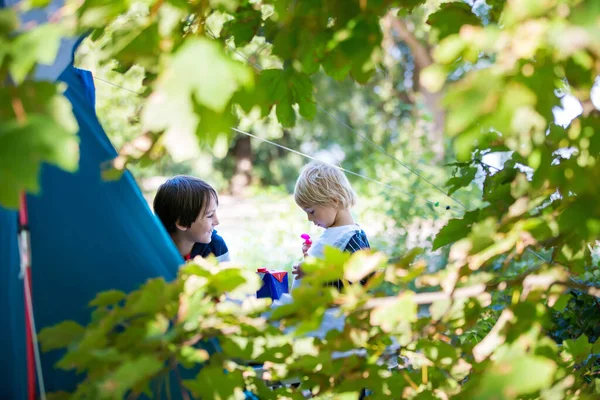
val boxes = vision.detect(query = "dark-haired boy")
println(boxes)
[153,175,230,262]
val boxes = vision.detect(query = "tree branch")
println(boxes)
[365,274,600,310]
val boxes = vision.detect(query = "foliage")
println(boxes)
[39,249,600,399]
[0,8,78,208]
[5,0,600,398]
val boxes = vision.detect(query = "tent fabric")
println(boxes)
[0,64,183,397]
[0,208,28,398]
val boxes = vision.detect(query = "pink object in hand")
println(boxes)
[300,233,312,245]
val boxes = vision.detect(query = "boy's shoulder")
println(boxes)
[190,230,230,260]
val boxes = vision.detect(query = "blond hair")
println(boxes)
[294,161,357,209]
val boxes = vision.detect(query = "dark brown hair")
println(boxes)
[153,176,218,234]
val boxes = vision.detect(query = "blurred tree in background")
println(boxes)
[3,0,600,397]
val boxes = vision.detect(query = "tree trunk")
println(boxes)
[384,14,446,163]
[230,134,253,197]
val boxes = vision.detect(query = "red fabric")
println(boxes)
[19,193,28,226]
[183,253,191,261]
[270,271,287,283]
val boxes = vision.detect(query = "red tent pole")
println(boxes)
[18,193,45,400]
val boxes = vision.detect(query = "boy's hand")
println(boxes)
[292,263,305,279]
[302,242,311,257]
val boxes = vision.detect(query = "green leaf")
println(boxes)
[322,49,353,81]
[211,268,251,293]
[420,64,447,93]
[89,348,123,363]
[177,345,210,368]
[221,6,262,47]
[77,0,130,28]
[170,37,253,113]
[9,24,64,84]
[550,293,570,312]
[396,0,427,11]
[344,251,386,283]
[433,210,480,250]
[38,321,85,352]
[427,2,482,41]
[89,290,127,308]
[209,0,240,12]
[0,83,79,209]
[370,291,416,333]
[26,0,53,8]
[194,102,236,146]
[111,21,161,72]
[98,356,164,399]
[433,35,467,65]
[294,72,317,120]
[0,9,19,35]
[276,102,296,127]
[244,68,316,127]
[476,356,557,397]
[561,334,593,365]
[417,339,459,366]
[444,70,502,136]
[142,37,252,160]
[446,166,477,196]
[124,278,172,317]
[184,364,245,399]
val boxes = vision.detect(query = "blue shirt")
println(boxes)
[189,230,231,262]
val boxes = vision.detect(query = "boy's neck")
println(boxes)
[330,209,355,228]
[171,233,194,257]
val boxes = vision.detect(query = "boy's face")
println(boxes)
[181,196,220,244]
[302,205,338,229]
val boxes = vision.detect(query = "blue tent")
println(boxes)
[0,3,183,397]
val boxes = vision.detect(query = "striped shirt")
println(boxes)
[292,224,371,291]
[326,229,371,291]
[344,230,370,253]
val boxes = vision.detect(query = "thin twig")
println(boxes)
[365,274,600,310]
[401,371,419,390]
[10,89,27,124]
[172,358,191,400]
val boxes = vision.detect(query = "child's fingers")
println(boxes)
[302,243,311,256]
[292,264,304,278]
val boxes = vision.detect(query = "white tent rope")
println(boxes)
[95,67,552,263]
[207,27,469,211]
[92,77,460,213]
[211,33,554,264]
[231,127,460,213]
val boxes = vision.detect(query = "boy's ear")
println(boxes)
[175,220,188,232]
